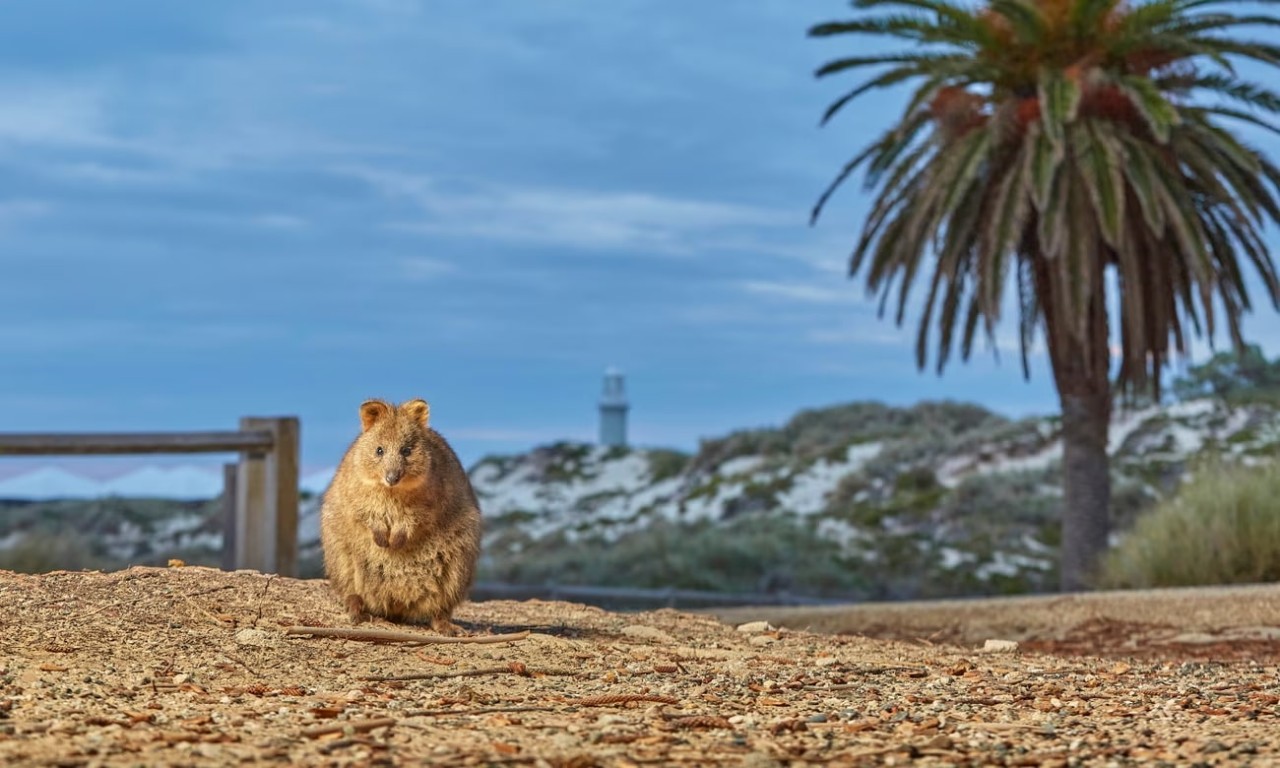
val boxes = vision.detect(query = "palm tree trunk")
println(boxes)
[1058,387,1111,590]
[1035,251,1114,591]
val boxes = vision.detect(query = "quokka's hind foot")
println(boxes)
[344,594,370,623]
[430,616,463,637]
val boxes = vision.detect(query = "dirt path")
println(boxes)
[712,583,1280,663]
[0,567,1277,766]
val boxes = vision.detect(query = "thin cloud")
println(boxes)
[739,280,851,304]
[0,81,112,148]
[400,257,457,281]
[807,326,909,346]
[0,321,285,354]
[345,166,797,256]
[449,426,591,443]
[0,199,52,228]
[46,161,180,186]
[251,213,308,230]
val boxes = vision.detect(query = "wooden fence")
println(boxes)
[0,417,300,576]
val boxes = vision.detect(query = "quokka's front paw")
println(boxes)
[370,525,391,549]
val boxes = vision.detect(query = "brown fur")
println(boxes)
[320,398,482,635]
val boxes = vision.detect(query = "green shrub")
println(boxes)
[1099,458,1280,589]
[0,531,112,573]
[894,466,941,494]
[602,445,631,461]
[478,516,866,596]
[645,449,690,483]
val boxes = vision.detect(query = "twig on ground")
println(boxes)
[302,717,396,739]
[77,600,127,621]
[804,667,927,689]
[220,652,261,678]
[360,662,580,682]
[253,575,276,625]
[565,694,680,706]
[318,738,356,754]
[665,715,732,729]
[285,626,530,645]
[405,705,553,717]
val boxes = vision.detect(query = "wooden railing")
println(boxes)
[0,417,300,576]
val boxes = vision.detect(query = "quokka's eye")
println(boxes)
[400,446,412,457]
[375,446,384,457]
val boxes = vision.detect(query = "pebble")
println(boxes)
[741,752,782,768]
[736,621,774,633]
[596,714,628,726]
[234,629,275,648]
[981,639,1019,653]
[621,625,676,643]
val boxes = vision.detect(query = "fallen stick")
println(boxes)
[565,694,680,706]
[285,626,530,644]
[361,664,582,682]
[302,717,396,739]
[405,705,553,717]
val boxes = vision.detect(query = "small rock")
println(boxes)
[172,673,191,685]
[736,621,774,633]
[234,629,274,648]
[815,656,838,667]
[806,713,828,723]
[741,753,782,768]
[981,639,1019,653]
[749,635,777,647]
[1232,742,1260,756]
[596,714,628,727]
[621,625,675,643]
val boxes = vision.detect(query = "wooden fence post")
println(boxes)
[220,463,238,572]
[234,416,299,576]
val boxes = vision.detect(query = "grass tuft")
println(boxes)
[1099,458,1280,589]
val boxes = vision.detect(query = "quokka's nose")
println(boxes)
[384,471,402,486]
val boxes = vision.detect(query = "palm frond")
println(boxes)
[1038,70,1082,146]
[1114,75,1181,143]
[810,0,1280,391]
[1075,120,1128,248]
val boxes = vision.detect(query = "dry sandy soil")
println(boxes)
[0,567,1277,767]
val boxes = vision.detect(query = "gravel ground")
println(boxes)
[0,566,1277,766]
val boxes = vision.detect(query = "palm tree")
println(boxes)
[808,0,1280,590]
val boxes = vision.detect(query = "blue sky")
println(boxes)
[3,0,1279,472]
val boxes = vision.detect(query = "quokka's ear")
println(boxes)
[403,399,430,428]
[359,399,392,431]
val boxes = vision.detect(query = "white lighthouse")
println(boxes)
[598,367,629,448]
